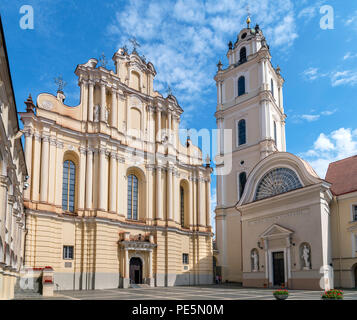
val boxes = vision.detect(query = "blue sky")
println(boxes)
[1,0,357,231]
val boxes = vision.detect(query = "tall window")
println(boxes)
[238,76,245,96]
[182,253,189,264]
[127,174,138,220]
[238,119,246,146]
[62,160,76,212]
[274,121,277,145]
[63,246,74,260]
[239,172,247,199]
[180,186,185,227]
[239,47,247,63]
[353,205,357,221]
[271,79,274,98]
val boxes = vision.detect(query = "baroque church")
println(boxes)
[19,45,213,290]
[214,18,357,290]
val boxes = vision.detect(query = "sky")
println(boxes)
[1,0,357,233]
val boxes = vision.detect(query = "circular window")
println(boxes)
[241,33,247,39]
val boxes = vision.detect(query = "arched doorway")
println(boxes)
[354,265,357,288]
[130,257,143,284]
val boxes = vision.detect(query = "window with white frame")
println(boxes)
[353,205,357,221]
[63,245,74,260]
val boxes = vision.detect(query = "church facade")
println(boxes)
[214,20,335,290]
[20,47,213,290]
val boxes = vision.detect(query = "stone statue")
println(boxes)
[251,251,259,271]
[94,105,100,122]
[302,245,310,269]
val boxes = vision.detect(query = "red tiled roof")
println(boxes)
[325,155,357,196]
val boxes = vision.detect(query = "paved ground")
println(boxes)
[14,284,357,300]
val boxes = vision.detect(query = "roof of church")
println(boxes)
[325,155,357,196]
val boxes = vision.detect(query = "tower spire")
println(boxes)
[246,4,251,28]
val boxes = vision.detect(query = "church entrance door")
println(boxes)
[272,251,285,286]
[130,257,143,284]
[354,265,357,288]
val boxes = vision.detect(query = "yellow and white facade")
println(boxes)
[0,18,28,299]
[20,47,213,290]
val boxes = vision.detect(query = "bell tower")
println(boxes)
[214,18,287,282]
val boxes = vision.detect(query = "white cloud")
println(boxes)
[301,114,320,122]
[331,70,357,87]
[300,128,357,177]
[302,67,319,81]
[106,0,298,127]
[343,52,357,60]
[314,133,334,151]
[292,108,337,123]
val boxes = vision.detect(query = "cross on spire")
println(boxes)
[99,52,108,68]
[129,37,141,53]
[54,75,67,93]
[246,4,251,28]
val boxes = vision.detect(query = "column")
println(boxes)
[78,147,87,211]
[125,249,129,278]
[100,83,106,122]
[54,142,64,208]
[156,109,161,143]
[47,138,57,204]
[148,250,153,283]
[109,152,117,213]
[192,176,196,227]
[111,89,118,128]
[206,177,211,227]
[81,80,88,121]
[85,148,93,210]
[117,157,126,216]
[32,133,41,201]
[168,112,172,143]
[98,148,107,211]
[156,167,162,220]
[167,166,172,221]
[24,131,32,200]
[40,135,50,202]
[0,176,8,235]
[197,175,204,226]
[88,81,94,122]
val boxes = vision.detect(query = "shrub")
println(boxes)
[273,289,289,296]
[322,289,344,300]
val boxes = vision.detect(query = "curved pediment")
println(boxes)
[238,152,324,205]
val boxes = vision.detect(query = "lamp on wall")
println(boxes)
[257,241,263,250]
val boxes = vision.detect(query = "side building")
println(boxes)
[327,156,357,288]
[0,16,28,299]
[20,47,213,290]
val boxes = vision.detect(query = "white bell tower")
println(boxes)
[214,17,287,283]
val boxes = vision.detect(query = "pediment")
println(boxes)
[259,224,294,239]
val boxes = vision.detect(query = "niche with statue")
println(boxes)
[300,243,312,270]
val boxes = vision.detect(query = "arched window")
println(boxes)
[127,174,138,220]
[238,119,246,146]
[271,79,274,98]
[62,160,76,212]
[239,172,247,199]
[238,76,245,96]
[240,47,247,63]
[274,121,277,144]
[254,168,303,201]
[180,186,185,227]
